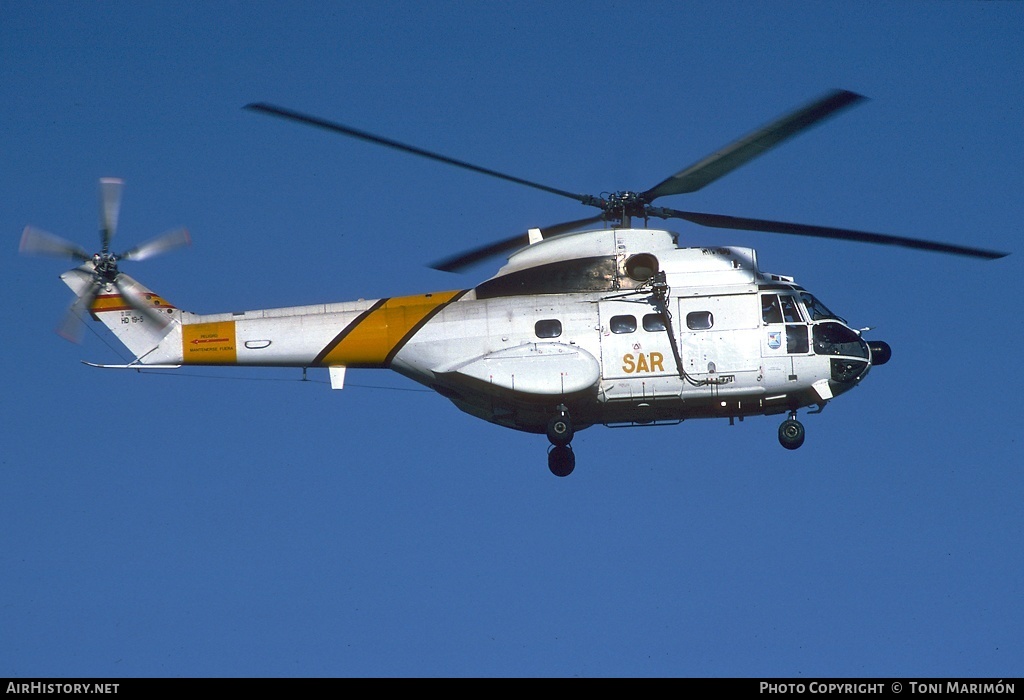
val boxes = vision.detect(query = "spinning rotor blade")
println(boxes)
[99,177,124,251]
[120,227,191,262]
[245,103,591,205]
[431,215,604,273]
[643,90,867,201]
[246,93,1005,269]
[57,278,102,343]
[55,273,170,344]
[653,208,1009,260]
[19,226,90,262]
[114,273,173,329]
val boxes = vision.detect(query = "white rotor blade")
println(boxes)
[120,227,191,261]
[114,273,172,328]
[99,177,124,249]
[56,279,102,343]
[20,226,90,261]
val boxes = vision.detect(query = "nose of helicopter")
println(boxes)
[868,340,892,366]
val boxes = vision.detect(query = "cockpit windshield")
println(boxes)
[799,292,844,323]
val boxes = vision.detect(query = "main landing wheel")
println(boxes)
[548,445,575,477]
[778,416,805,450]
[546,404,574,447]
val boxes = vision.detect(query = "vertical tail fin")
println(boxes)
[60,267,183,361]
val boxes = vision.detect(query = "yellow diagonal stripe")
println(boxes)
[320,290,463,367]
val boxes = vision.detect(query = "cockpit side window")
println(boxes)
[762,294,783,324]
[799,292,841,322]
[780,295,803,323]
[787,325,809,353]
[813,322,868,358]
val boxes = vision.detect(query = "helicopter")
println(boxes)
[20,89,1008,476]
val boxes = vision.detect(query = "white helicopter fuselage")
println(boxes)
[34,92,1001,473]
[65,228,879,436]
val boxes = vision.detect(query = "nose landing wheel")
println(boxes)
[548,445,575,477]
[778,412,805,450]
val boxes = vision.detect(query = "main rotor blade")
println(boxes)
[57,279,102,343]
[20,226,90,261]
[245,103,592,205]
[120,227,191,262]
[643,90,867,201]
[653,208,1009,260]
[99,177,124,251]
[431,215,604,273]
[114,273,173,328]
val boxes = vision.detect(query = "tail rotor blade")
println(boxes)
[99,177,124,251]
[20,226,90,261]
[57,279,102,343]
[114,273,172,329]
[120,227,191,262]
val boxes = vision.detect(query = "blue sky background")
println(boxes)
[2,1,1021,678]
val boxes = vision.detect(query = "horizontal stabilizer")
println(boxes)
[82,361,182,369]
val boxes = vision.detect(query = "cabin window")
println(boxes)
[535,319,562,338]
[686,311,714,330]
[610,315,637,334]
[642,313,667,332]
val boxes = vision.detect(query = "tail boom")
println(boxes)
[63,271,469,371]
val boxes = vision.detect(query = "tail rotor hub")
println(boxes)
[93,252,119,281]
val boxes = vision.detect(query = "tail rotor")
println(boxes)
[20,178,191,342]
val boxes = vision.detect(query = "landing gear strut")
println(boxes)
[546,404,575,476]
[778,411,805,450]
[546,404,574,446]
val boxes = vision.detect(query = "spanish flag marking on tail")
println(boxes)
[315,290,467,368]
[182,321,237,364]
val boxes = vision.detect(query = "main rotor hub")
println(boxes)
[602,191,650,226]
